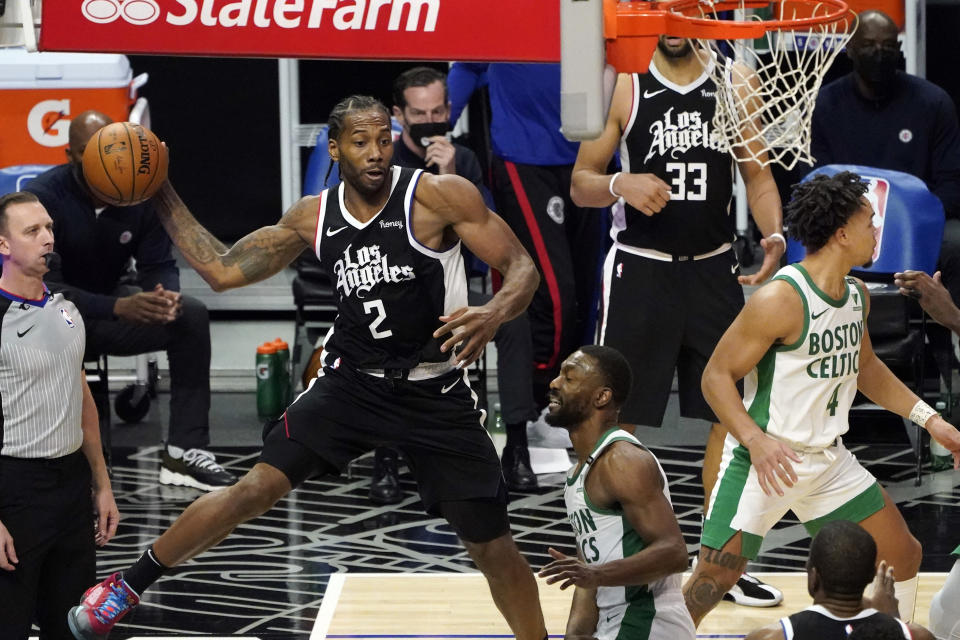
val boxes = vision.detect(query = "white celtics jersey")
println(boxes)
[744,264,866,449]
[564,428,693,640]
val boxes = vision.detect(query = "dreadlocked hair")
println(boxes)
[784,171,869,253]
[327,95,390,142]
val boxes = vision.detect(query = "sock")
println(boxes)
[505,422,528,448]
[122,546,168,595]
[930,560,960,639]
[166,444,184,459]
[894,575,918,622]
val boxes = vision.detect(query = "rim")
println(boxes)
[615,0,854,37]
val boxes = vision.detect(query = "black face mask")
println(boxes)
[851,47,903,93]
[407,122,449,149]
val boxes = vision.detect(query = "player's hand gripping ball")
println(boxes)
[81,121,168,206]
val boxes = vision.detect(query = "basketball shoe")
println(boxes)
[67,572,139,639]
[690,556,783,606]
[160,444,237,491]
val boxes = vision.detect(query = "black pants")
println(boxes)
[492,158,606,407]
[86,293,211,449]
[0,451,95,640]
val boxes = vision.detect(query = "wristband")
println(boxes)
[909,400,940,428]
[609,172,623,199]
[767,232,786,246]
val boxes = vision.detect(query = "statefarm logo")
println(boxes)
[79,0,441,30]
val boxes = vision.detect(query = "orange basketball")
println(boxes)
[81,122,169,207]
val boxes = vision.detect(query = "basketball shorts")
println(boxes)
[259,361,503,515]
[597,591,695,640]
[702,434,884,559]
[598,245,744,426]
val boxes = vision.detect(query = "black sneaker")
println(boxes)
[501,443,538,491]
[722,572,784,607]
[369,447,402,505]
[160,447,237,491]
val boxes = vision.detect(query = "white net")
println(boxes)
[681,1,856,169]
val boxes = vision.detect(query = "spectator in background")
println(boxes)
[811,10,960,310]
[448,63,607,431]
[744,521,933,640]
[0,192,118,640]
[26,111,236,493]
[371,67,539,499]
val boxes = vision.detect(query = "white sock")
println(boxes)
[894,575,918,622]
[166,443,184,459]
[931,560,960,639]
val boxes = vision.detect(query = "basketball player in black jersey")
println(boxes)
[572,35,786,611]
[67,95,547,640]
[744,520,933,640]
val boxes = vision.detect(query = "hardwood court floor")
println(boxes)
[316,572,947,639]
[89,442,958,638]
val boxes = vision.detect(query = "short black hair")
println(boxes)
[847,615,908,640]
[392,66,448,110]
[785,171,869,253]
[579,344,633,408]
[327,95,391,142]
[807,520,876,597]
[0,191,40,233]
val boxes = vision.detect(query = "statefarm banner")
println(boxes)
[40,0,561,62]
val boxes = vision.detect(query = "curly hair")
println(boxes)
[327,95,390,142]
[784,171,869,253]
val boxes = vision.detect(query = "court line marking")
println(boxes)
[311,572,346,640]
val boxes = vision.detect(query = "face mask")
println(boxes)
[407,122,449,149]
[851,47,902,92]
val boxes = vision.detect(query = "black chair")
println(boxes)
[291,250,337,387]
[84,354,113,471]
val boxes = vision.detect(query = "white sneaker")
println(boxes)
[722,573,784,607]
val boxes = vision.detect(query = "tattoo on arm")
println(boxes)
[221,232,299,283]
[701,547,748,571]
[684,574,726,621]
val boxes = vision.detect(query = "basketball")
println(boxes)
[81,121,169,207]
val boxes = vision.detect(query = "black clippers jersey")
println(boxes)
[616,60,735,256]
[315,166,467,370]
[781,606,910,640]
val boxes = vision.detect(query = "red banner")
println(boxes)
[40,0,560,62]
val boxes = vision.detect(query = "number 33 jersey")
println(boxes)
[616,58,735,256]
[314,166,467,370]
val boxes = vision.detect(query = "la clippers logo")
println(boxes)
[863,176,889,263]
[81,0,160,24]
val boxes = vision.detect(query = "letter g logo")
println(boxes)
[81,0,160,25]
[27,99,70,147]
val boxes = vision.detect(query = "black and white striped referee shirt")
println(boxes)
[0,285,85,459]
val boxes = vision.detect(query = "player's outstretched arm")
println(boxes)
[855,280,960,467]
[539,445,688,590]
[153,182,313,291]
[703,281,803,495]
[415,174,538,368]
[894,270,960,334]
[571,74,671,215]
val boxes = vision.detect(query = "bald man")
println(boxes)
[25,111,236,492]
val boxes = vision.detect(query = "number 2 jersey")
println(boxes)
[744,264,867,449]
[616,58,735,256]
[314,166,467,370]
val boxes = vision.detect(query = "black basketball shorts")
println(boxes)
[259,362,503,515]
[598,246,744,427]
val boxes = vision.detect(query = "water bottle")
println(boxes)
[256,342,281,421]
[488,402,506,455]
[930,398,953,471]
[272,338,291,406]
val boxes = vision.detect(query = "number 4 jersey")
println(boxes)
[616,58,734,256]
[745,264,867,449]
[314,166,467,370]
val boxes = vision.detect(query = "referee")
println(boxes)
[0,192,118,639]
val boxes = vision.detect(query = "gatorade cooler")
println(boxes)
[0,47,144,169]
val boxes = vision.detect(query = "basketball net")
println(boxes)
[685,1,856,169]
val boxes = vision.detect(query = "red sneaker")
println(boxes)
[67,572,139,639]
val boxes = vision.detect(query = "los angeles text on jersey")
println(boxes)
[644,107,725,163]
[569,507,600,563]
[333,243,415,298]
[806,320,863,379]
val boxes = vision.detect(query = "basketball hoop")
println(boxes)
[604,0,857,169]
